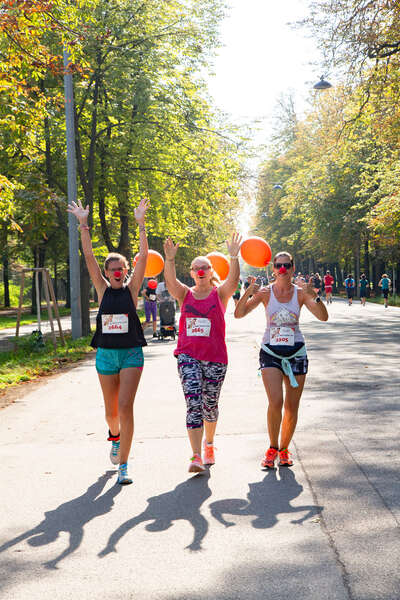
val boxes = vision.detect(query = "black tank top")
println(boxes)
[91,285,147,349]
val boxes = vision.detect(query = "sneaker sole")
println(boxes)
[261,462,275,469]
[188,464,206,473]
[279,462,293,467]
[118,478,133,485]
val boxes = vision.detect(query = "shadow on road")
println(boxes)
[0,471,120,569]
[209,468,321,529]
[99,471,212,555]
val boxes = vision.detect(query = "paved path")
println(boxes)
[0,299,399,599]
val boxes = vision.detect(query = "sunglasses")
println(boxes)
[274,262,292,269]
[191,265,211,272]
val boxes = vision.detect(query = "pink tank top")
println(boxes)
[174,287,228,364]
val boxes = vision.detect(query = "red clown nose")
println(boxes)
[279,267,287,274]
[197,269,205,277]
[113,270,122,278]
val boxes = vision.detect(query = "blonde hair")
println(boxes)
[190,256,221,286]
[273,251,293,265]
[104,253,129,271]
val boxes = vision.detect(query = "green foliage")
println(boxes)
[0,0,247,328]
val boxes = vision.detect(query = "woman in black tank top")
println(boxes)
[67,198,150,485]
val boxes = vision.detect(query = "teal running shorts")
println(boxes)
[96,347,144,375]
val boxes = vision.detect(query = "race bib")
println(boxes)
[148,294,156,301]
[270,326,294,346]
[186,317,211,337]
[102,314,129,334]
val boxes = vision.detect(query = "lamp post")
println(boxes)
[63,48,82,338]
[313,76,333,90]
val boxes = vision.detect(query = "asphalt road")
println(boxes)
[0,298,399,600]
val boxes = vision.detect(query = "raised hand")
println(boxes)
[163,237,179,260]
[296,278,316,298]
[67,199,89,223]
[226,232,242,258]
[134,198,150,225]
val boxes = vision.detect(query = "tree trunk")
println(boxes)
[2,224,9,307]
[80,258,91,336]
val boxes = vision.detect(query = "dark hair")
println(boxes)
[104,253,129,271]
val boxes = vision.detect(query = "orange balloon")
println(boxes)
[206,252,230,281]
[133,250,164,277]
[240,236,272,268]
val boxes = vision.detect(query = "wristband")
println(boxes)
[78,224,90,231]
[229,255,239,259]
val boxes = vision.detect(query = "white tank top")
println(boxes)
[262,284,304,346]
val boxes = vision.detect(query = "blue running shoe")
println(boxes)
[110,440,120,465]
[117,462,133,485]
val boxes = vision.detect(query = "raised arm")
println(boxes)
[234,280,267,318]
[217,233,242,307]
[163,238,188,305]
[67,199,106,297]
[129,198,150,299]
[297,280,328,321]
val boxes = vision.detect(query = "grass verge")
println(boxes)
[0,307,146,390]
[0,307,71,329]
[0,334,94,390]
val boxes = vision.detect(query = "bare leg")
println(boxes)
[280,374,306,449]
[98,373,120,436]
[204,420,217,444]
[188,427,203,456]
[261,368,284,448]
[118,367,142,464]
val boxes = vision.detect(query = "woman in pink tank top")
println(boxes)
[235,251,328,470]
[163,234,242,473]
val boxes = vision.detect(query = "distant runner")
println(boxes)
[324,270,334,304]
[359,274,369,306]
[378,274,391,308]
[344,274,355,306]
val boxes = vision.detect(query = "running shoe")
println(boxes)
[188,453,206,473]
[279,448,294,467]
[117,462,133,485]
[203,441,215,465]
[261,447,278,469]
[110,440,120,465]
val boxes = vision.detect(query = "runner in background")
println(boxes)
[378,273,391,308]
[324,270,334,304]
[344,274,355,306]
[232,279,242,307]
[359,273,369,306]
[142,279,158,337]
[312,272,322,297]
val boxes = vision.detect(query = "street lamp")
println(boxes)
[313,76,333,90]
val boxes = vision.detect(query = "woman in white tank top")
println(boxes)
[234,251,328,469]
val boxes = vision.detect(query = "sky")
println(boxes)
[205,0,323,233]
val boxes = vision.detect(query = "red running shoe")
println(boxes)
[279,448,293,467]
[261,447,278,469]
